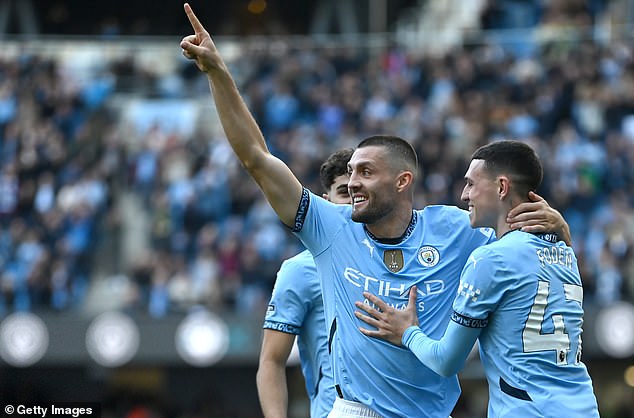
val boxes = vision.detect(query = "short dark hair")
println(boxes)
[320,148,354,192]
[357,135,418,176]
[471,140,543,197]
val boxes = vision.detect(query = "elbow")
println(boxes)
[436,364,460,378]
[434,354,465,377]
[241,156,263,173]
[242,152,272,178]
[426,351,462,377]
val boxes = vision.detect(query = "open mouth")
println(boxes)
[353,195,368,209]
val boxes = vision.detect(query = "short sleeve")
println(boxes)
[263,253,316,334]
[452,246,504,328]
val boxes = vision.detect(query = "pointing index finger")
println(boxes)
[184,3,206,34]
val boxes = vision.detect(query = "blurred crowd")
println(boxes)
[0,54,118,314]
[1,0,633,323]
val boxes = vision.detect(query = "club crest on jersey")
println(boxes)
[265,304,276,317]
[418,246,440,267]
[383,249,404,272]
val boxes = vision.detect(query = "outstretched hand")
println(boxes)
[180,3,226,74]
[506,191,571,245]
[354,286,420,346]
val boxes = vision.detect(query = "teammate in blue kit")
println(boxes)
[257,149,353,418]
[180,5,571,417]
[355,140,599,417]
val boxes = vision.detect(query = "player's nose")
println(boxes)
[460,185,469,202]
[348,176,361,193]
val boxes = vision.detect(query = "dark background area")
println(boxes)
[11,0,419,36]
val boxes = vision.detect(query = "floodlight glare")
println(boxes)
[595,302,634,359]
[0,313,49,367]
[175,310,229,367]
[85,311,140,367]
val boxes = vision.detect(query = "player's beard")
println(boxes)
[351,192,393,225]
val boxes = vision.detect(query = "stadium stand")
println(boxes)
[1,0,633,416]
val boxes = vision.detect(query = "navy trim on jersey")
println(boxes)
[364,211,418,244]
[292,188,310,232]
[263,320,301,335]
[451,311,488,328]
[533,232,559,243]
[315,366,323,396]
[328,318,337,354]
[500,377,532,401]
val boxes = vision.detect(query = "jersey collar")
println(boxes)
[364,211,417,245]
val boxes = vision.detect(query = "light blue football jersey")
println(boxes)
[263,249,336,418]
[453,230,599,417]
[292,189,495,418]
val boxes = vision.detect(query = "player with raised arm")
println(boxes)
[355,140,599,417]
[180,5,573,417]
[257,149,353,418]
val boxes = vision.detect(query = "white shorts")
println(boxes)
[326,397,453,418]
[327,398,383,418]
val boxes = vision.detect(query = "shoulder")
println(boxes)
[418,205,468,224]
[418,205,493,237]
[310,192,352,217]
[278,250,317,278]
[282,249,315,267]
[268,251,320,318]
[296,189,352,229]
[481,231,532,254]
[469,243,499,261]
[467,236,521,272]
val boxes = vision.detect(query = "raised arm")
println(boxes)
[506,191,572,246]
[180,3,302,227]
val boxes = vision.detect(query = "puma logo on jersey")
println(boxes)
[468,254,482,268]
[361,238,375,258]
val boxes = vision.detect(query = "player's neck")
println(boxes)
[497,198,521,238]
[496,220,512,239]
[365,207,415,242]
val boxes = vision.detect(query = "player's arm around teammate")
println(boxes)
[355,141,599,417]
[507,191,571,245]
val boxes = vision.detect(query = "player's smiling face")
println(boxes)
[347,145,398,224]
[461,159,499,229]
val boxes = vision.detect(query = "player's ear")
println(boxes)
[322,193,331,202]
[498,176,511,200]
[396,171,414,192]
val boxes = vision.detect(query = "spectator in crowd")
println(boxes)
[2,0,633,318]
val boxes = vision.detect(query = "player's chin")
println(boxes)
[351,208,372,224]
[351,210,364,223]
